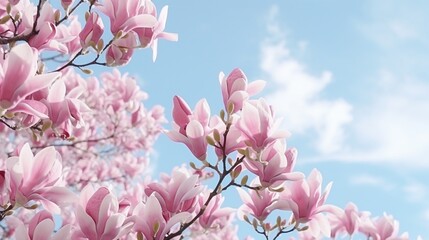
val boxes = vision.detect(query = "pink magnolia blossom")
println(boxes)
[196,191,235,229]
[72,185,133,240]
[134,5,178,61]
[145,168,203,219]
[329,202,360,237]
[244,141,304,188]
[106,33,136,66]
[0,43,60,119]
[276,169,332,225]
[6,143,75,213]
[41,78,90,138]
[132,194,191,240]
[219,68,265,113]
[166,96,211,160]
[365,213,409,240]
[13,210,71,240]
[210,116,245,157]
[28,22,67,52]
[237,187,279,222]
[97,0,157,35]
[236,99,289,152]
[79,12,104,49]
[56,16,82,56]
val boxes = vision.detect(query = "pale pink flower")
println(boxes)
[97,0,157,35]
[145,168,203,219]
[210,116,245,157]
[166,96,211,160]
[72,185,133,240]
[237,187,279,221]
[0,43,60,118]
[369,213,409,240]
[134,5,178,61]
[236,99,289,152]
[106,33,136,66]
[276,169,332,225]
[79,12,104,49]
[13,210,71,240]
[219,68,265,113]
[132,194,191,240]
[196,191,235,229]
[6,143,75,213]
[42,78,90,138]
[329,202,360,237]
[56,16,82,56]
[244,141,304,188]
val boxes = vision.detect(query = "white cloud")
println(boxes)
[403,182,428,203]
[349,174,394,191]
[259,4,429,169]
[261,6,353,154]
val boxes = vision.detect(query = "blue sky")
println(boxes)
[120,1,429,238]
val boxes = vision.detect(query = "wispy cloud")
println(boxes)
[349,174,394,191]
[261,6,353,154]
[260,4,429,168]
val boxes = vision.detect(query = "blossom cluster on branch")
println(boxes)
[0,0,413,239]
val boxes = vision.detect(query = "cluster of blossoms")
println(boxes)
[0,0,414,239]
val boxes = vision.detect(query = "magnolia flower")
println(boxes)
[236,99,289,152]
[166,96,211,160]
[79,12,104,49]
[72,186,133,240]
[106,33,136,66]
[276,169,332,226]
[145,168,203,219]
[6,143,75,213]
[0,43,60,120]
[219,68,265,113]
[13,210,71,240]
[134,5,178,61]
[237,187,279,222]
[97,0,157,35]
[133,194,191,240]
[196,191,235,229]
[329,202,360,237]
[244,141,304,188]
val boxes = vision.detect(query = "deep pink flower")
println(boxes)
[219,68,265,113]
[166,96,211,160]
[79,12,104,49]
